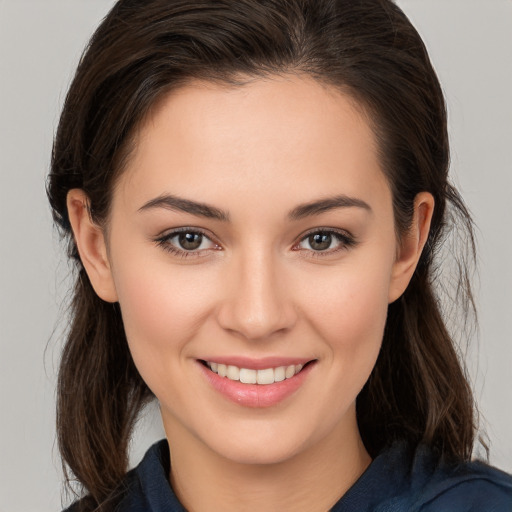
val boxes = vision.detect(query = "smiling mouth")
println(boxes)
[201,360,314,385]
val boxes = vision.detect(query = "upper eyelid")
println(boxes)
[155,225,352,237]
[156,226,216,242]
[296,226,354,241]
[154,226,355,250]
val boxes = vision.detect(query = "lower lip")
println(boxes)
[198,362,315,408]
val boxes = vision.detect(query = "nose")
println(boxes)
[216,250,297,341]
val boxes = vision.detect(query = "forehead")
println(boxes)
[117,75,390,214]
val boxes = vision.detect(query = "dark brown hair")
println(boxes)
[48,0,477,509]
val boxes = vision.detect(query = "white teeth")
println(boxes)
[217,364,227,377]
[226,365,240,380]
[206,361,306,385]
[285,365,295,379]
[256,368,274,385]
[274,366,285,382]
[239,368,257,384]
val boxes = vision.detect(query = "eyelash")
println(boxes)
[154,227,219,259]
[293,228,357,258]
[154,227,357,259]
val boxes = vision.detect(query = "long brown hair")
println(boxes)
[48,0,477,509]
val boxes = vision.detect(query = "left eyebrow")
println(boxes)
[287,195,372,220]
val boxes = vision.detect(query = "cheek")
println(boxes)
[299,257,392,380]
[111,255,218,386]
[307,267,390,339]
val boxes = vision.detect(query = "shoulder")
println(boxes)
[388,442,512,512]
[413,457,512,512]
[332,441,512,512]
[61,439,185,512]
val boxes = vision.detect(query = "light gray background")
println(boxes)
[0,1,511,511]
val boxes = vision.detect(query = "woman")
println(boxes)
[48,0,512,510]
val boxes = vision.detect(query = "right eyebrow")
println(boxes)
[138,193,231,222]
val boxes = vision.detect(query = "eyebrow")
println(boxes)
[287,195,372,220]
[138,194,231,221]
[138,193,371,221]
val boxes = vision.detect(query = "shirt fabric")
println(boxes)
[65,439,512,511]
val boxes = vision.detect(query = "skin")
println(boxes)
[67,75,433,512]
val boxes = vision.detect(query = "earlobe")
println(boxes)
[388,192,434,303]
[66,189,118,303]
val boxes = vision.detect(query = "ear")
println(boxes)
[66,189,118,303]
[388,192,434,303]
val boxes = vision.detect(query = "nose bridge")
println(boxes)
[217,244,296,340]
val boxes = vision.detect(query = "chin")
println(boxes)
[213,438,305,466]
[197,419,319,467]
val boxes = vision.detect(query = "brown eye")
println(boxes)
[308,233,332,251]
[155,229,218,256]
[178,232,203,250]
[295,229,356,255]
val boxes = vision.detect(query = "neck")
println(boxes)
[163,408,371,512]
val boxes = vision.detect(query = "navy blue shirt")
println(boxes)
[66,439,512,511]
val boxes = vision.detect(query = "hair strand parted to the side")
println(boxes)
[48,0,477,509]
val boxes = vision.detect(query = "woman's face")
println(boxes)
[77,76,427,465]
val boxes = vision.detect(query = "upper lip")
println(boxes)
[199,356,315,370]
